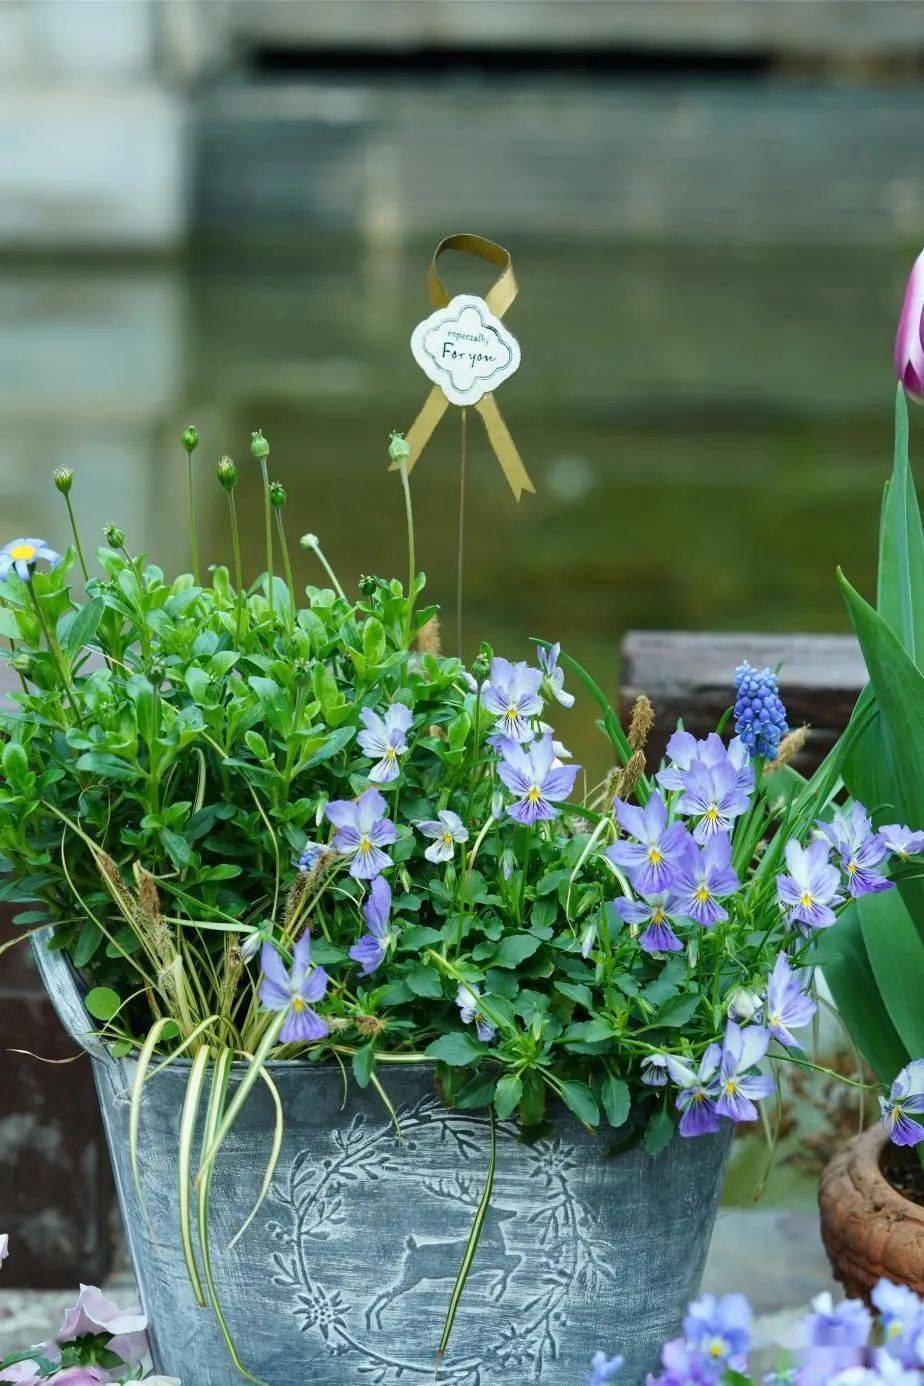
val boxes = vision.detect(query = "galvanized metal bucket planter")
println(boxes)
[35,932,732,1386]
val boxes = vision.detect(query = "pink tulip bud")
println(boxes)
[894,249,924,402]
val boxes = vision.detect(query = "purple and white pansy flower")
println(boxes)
[666,1044,723,1137]
[496,732,580,824]
[764,952,816,1048]
[259,934,329,1043]
[356,703,413,782]
[612,889,684,953]
[879,1059,924,1148]
[481,656,544,743]
[605,792,691,895]
[819,803,893,898]
[776,838,842,931]
[456,983,496,1043]
[325,788,396,879]
[537,641,575,708]
[416,809,469,863]
[879,823,924,858]
[714,1020,774,1122]
[670,834,740,928]
[676,757,752,844]
[349,875,393,975]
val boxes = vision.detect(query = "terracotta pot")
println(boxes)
[819,1125,924,1299]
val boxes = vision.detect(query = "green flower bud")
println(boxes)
[104,523,125,549]
[250,429,270,461]
[388,431,411,464]
[269,481,286,509]
[9,652,33,675]
[217,455,238,492]
[299,533,319,550]
[358,574,377,596]
[181,425,199,454]
[53,466,73,496]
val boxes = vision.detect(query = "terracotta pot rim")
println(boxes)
[843,1124,924,1225]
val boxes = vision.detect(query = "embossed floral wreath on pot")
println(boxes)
[0,431,919,1378]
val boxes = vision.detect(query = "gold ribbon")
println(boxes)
[393,233,535,501]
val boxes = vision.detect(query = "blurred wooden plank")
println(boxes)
[619,630,867,773]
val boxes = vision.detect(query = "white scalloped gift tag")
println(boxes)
[410,293,521,408]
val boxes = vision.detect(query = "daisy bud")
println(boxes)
[300,533,319,550]
[895,248,924,403]
[53,466,73,496]
[217,455,238,492]
[104,523,125,549]
[269,481,286,509]
[181,425,199,454]
[250,429,270,461]
[358,574,377,596]
[388,431,411,464]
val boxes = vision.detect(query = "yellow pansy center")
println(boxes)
[651,908,666,924]
[847,859,859,875]
[385,746,397,762]
[648,846,663,865]
[8,543,35,561]
[504,705,519,725]
[292,996,306,1012]
[360,836,372,854]
[706,1338,729,1361]
[723,1080,737,1096]
[527,785,542,804]
[695,885,711,904]
[705,804,720,823]
[441,832,453,846]
[800,891,814,909]
[769,1011,781,1028]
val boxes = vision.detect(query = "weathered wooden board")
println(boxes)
[619,630,867,774]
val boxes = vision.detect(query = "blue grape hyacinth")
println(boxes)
[733,662,788,760]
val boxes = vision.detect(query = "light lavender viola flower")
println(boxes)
[776,839,842,932]
[765,952,816,1048]
[259,935,329,1043]
[356,703,413,782]
[667,1044,722,1137]
[416,809,469,863]
[605,792,691,895]
[57,1284,148,1366]
[587,1350,623,1384]
[641,1053,669,1087]
[612,890,684,953]
[879,824,924,859]
[456,983,495,1043]
[670,834,739,928]
[872,1279,924,1369]
[0,537,61,584]
[538,642,575,708]
[714,1020,774,1123]
[676,758,752,844]
[349,875,392,975]
[820,804,893,898]
[895,247,924,403]
[497,732,580,824]
[879,1059,924,1148]
[657,730,727,792]
[684,1291,752,1366]
[806,1291,872,1348]
[481,656,543,743]
[325,788,396,879]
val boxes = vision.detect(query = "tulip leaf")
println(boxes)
[877,387,924,665]
[813,903,909,1086]
[856,887,924,1062]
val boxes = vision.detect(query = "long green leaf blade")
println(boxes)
[436,1112,497,1365]
[178,1045,210,1307]
[856,888,924,1061]
[813,904,909,1085]
[198,1010,286,1179]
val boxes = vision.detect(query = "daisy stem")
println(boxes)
[273,510,295,632]
[259,457,274,617]
[186,453,200,584]
[397,458,416,648]
[227,491,245,642]
[27,581,83,727]
[63,494,89,582]
[308,539,347,603]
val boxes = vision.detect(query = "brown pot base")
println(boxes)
[819,1125,924,1299]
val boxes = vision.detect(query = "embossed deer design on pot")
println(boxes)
[366,1177,522,1328]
